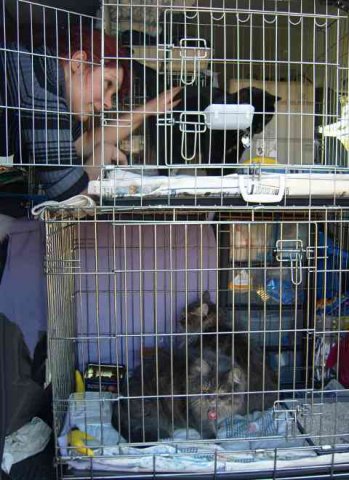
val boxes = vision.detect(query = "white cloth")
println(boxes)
[31,194,96,220]
[88,169,241,198]
[59,392,124,451]
[1,417,51,474]
[88,168,349,202]
[58,392,319,473]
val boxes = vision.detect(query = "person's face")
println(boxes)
[66,51,124,121]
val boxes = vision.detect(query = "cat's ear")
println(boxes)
[192,359,210,375]
[201,360,210,376]
[193,303,209,317]
[202,303,209,317]
[230,366,243,385]
[202,290,211,304]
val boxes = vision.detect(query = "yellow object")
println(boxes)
[75,370,85,393]
[339,138,349,150]
[319,96,349,151]
[333,316,349,330]
[228,269,251,293]
[256,288,271,303]
[67,429,96,457]
[242,157,278,165]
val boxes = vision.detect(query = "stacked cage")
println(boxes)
[4,0,349,478]
[46,208,349,478]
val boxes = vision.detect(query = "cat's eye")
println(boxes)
[201,382,211,393]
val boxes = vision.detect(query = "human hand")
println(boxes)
[106,144,128,166]
[145,86,182,115]
[93,143,128,166]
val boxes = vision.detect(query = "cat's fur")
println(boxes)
[179,292,278,414]
[112,346,245,442]
[112,292,277,442]
[148,86,280,174]
[129,61,279,173]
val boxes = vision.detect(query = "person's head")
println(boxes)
[59,26,129,121]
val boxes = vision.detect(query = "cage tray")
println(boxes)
[88,169,349,206]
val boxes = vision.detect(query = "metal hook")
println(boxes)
[236,13,251,23]
[180,55,197,85]
[288,15,303,26]
[181,129,198,162]
[211,11,225,21]
[185,10,198,20]
[290,254,303,286]
[314,17,327,28]
[263,15,277,25]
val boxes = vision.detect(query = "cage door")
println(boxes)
[222,220,318,398]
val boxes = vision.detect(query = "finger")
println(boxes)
[160,86,181,98]
[112,148,128,165]
[118,149,128,165]
[170,86,182,93]
[117,153,128,165]
[168,95,182,105]
[173,98,181,107]
[168,98,181,109]
[168,87,182,99]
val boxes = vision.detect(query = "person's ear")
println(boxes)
[70,50,87,73]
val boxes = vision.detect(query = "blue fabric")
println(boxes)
[217,409,305,451]
[317,230,349,299]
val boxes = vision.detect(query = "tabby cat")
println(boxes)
[179,291,278,414]
[112,292,277,442]
[112,347,245,442]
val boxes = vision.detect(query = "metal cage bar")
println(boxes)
[44,206,349,478]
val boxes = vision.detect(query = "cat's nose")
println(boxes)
[207,408,217,421]
[209,400,219,411]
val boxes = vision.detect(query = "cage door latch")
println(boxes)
[238,174,286,204]
[167,38,209,85]
[273,400,300,422]
[157,112,207,162]
[179,112,207,162]
[275,239,305,286]
[272,400,299,437]
[273,399,320,420]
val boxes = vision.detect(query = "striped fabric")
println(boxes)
[0,43,88,200]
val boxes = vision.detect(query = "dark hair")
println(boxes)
[58,26,129,99]
[4,14,130,98]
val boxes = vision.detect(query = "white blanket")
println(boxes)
[58,392,322,473]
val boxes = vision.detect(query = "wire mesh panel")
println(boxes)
[90,0,349,207]
[0,0,102,166]
[45,206,349,479]
[45,219,77,433]
[3,1,349,206]
[101,0,349,171]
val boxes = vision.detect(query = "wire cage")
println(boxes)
[95,0,349,207]
[44,205,349,479]
[4,1,349,479]
[3,1,349,207]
